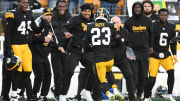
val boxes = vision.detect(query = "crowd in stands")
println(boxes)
[0,0,125,15]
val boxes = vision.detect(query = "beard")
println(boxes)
[144,11,152,15]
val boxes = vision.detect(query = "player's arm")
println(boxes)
[4,12,14,57]
[148,21,154,54]
[64,17,77,39]
[170,26,177,56]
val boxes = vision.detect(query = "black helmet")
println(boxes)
[156,85,168,98]
[5,55,22,71]
[95,8,110,22]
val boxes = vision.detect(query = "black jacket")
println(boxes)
[124,2,154,52]
[65,14,94,54]
[30,18,51,58]
[112,27,130,61]
[50,10,72,52]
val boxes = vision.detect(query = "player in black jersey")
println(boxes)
[144,8,177,101]
[4,0,34,100]
[124,2,154,100]
[86,8,124,101]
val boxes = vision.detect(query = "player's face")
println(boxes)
[159,11,168,23]
[144,3,152,15]
[18,0,28,12]
[134,4,142,15]
[81,9,91,19]
[43,14,52,23]
[57,2,67,16]
[112,18,121,29]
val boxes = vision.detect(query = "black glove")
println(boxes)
[7,50,14,58]
[40,18,49,27]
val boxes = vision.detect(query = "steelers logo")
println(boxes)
[121,38,125,42]
[159,53,164,58]
[47,8,51,12]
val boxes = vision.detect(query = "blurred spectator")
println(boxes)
[40,0,48,7]
[0,18,4,36]
[29,0,41,10]
[48,0,57,8]
[0,0,17,12]
[100,0,120,15]
[68,0,78,14]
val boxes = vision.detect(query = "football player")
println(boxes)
[111,16,136,101]
[86,8,124,101]
[30,7,53,101]
[142,0,158,21]
[144,8,177,101]
[4,0,34,100]
[124,2,154,100]
[59,3,94,101]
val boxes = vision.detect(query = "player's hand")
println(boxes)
[44,37,51,43]
[65,32,73,39]
[58,47,66,54]
[149,47,154,54]
[173,55,179,64]
[127,56,133,60]
[7,50,14,58]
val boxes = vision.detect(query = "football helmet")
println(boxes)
[95,8,110,22]
[5,55,22,71]
[156,85,168,98]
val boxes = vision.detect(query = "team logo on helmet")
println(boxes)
[5,55,22,71]
[95,8,110,22]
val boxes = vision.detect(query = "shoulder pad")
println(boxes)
[5,12,14,19]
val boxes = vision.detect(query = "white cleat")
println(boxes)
[80,89,93,101]
[166,94,176,101]
[144,97,152,101]
[10,96,18,101]
[113,88,124,101]
[59,95,66,101]
[108,92,115,101]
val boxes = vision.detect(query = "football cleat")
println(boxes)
[80,89,93,101]
[144,97,152,101]
[166,94,176,101]
[113,88,124,101]
[59,95,66,101]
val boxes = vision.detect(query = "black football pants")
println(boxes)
[32,56,51,97]
[1,58,11,100]
[129,50,149,97]
[61,52,94,95]
[114,57,135,100]
[51,51,66,96]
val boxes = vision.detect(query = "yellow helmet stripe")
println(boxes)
[8,60,20,71]
[100,8,103,17]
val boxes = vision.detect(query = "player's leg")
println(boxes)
[136,52,149,99]
[51,52,66,99]
[39,57,51,101]
[78,52,94,101]
[1,58,12,101]
[115,57,135,101]
[22,45,34,100]
[60,53,80,101]
[161,56,175,101]
[32,63,43,98]
[106,59,124,101]
[144,57,160,101]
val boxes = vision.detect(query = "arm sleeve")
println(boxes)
[148,21,154,48]
[170,26,177,55]
[4,18,14,52]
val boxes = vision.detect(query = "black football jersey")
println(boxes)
[152,21,176,58]
[5,9,33,45]
[87,21,118,62]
